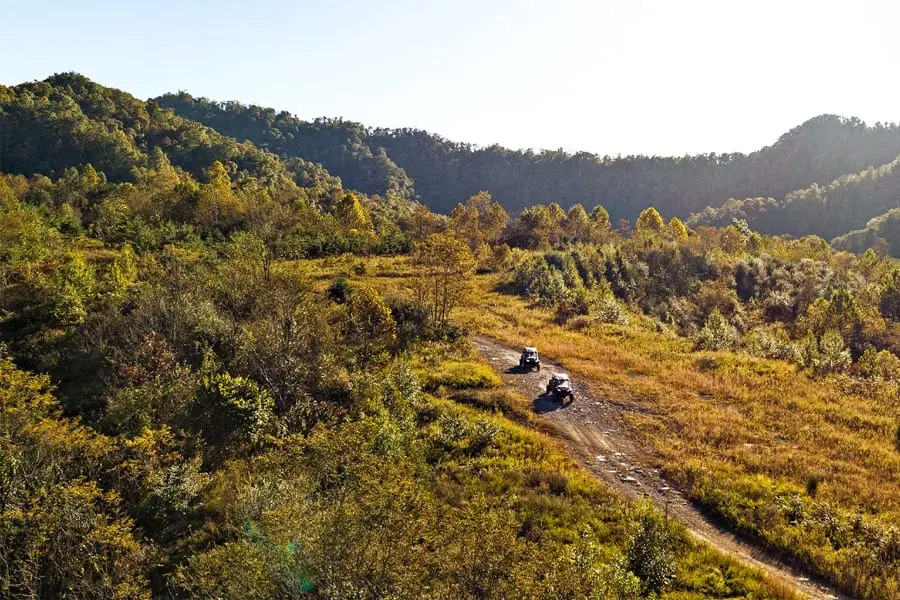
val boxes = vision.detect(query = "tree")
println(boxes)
[695,308,738,351]
[195,161,244,231]
[880,269,900,321]
[404,202,445,242]
[449,201,480,247]
[412,234,477,330]
[564,204,593,243]
[346,286,397,358]
[468,191,509,245]
[589,204,610,232]
[336,192,373,233]
[634,207,665,233]
[669,216,689,240]
[449,191,509,249]
[0,356,152,599]
[509,205,555,250]
[192,371,274,449]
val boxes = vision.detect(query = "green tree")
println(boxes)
[880,269,900,321]
[695,308,738,351]
[589,204,611,231]
[564,204,593,243]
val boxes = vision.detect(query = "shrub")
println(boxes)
[695,308,738,351]
[799,329,851,376]
[743,325,799,362]
[512,255,568,306]
[626,508,675,595]
[192,372,274,448]
[327,276,352,304]
[467,419,500,455]
[857,348,900,381]
[595,294,628,325]
[806,474,823,498]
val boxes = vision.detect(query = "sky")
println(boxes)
[3,0,900,157]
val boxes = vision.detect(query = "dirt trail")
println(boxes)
[474,335,851,600]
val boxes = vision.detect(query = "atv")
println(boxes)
[519,347,541,371]
[546,373,574,402]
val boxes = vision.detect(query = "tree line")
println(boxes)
[155,90,900,226]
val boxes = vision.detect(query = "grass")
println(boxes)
[415,346,801,599]
[455,273,899,599]
[417,360,502,392]
[292,255,895,597]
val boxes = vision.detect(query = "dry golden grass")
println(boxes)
[455,273,899,598]
[455,275,898,511]
[296,256,897,597]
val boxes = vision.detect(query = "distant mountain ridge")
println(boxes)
[154,92,900,226]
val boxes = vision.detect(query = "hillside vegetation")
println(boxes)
[2,72,899,599]
[0,75,812,599]
[689,153,900,250]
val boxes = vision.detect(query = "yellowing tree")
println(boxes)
[336,192,374,234]
[449,191,509,248]
[405,203,445,242]
[449,201,480,247]
[413,234,477,329]
[635,207,665,233]
[346,285,397,357]
[668,217,689,240]
[468,191,509,245]
[195,161,244,231]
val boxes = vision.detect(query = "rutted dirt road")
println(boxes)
[474,335,850,600]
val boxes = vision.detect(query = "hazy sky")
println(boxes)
[4,0,900,156]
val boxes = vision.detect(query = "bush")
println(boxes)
[799,329,851,376]
[626,508,676,596]
[512,255,568,306]
[327,276,352,304]
[743,325,800,362]
[695,308,738,351]
[595,294,628,325]
[857,348,900,381]
[192,372,274,448]
[806,474,823,498]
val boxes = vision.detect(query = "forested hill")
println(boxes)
[368,115,900,220]
[0,73,344,198]
[689,153,900,246]
[155,91,900,221]
[155,92,416,201]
